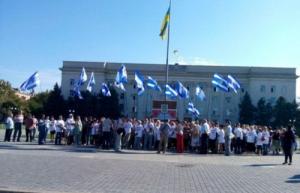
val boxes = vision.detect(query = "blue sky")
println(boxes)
[0,0,299,93]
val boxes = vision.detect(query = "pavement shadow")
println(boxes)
[285,175,300,184]
[244,164,281,167]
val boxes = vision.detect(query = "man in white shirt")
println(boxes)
[4,112,14,142]
[55,115,65,145]
[262,127,270,155]
[200,119,210,154]
[208,122,219,154]
[122,119,133,149]
[102,117,112,149]
[234,123,243,154]
[66,114,75,145]
[13,110,24,142]
[224,120,233,156]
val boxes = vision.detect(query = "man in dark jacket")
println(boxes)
[282,125,296,165]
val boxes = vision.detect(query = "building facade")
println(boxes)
[60,61,297,123]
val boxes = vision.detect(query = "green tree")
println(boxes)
[44,83,66,117]
[239,92,256,124]
[273,97,297,127]
[255,98,273,126]
[27,91,50,117]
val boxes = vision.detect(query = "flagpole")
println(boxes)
[164,0,171,120]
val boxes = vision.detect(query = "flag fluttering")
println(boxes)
[187,102,200,117]
[165,84,178,99]
[86,72,96,92]
[134,71,145,96]
[227,75,241,94]
[78,67,88,85]
[20,71,40,92]
[159,4,170,40]
[114,64,127,91]
[212,74,229,92]
[195,86,205,101]
[176,81,189,99]
[73,85,83,99]
[147,76,161,92]
[101,83,111,97]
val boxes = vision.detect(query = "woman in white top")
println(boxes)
[262,127,270,155]
[217,126,225,153]
[154,120,161,149]
[49,116,56,142]
[55,115,65,145]
[256,128,263,155]
[209,123,219,154]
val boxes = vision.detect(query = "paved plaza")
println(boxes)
[0,140,299,193]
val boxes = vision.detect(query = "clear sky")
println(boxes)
[0,0,299,94]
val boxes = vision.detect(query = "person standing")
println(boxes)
[4,112,14,142]
[73,116,82,146]
[282,126,296,165]
[123,119,133,149]
[32,115,38,141]
[200,119,210,154]
[44,116,50,143]
[55,115,65,145]
[262,127,270,155]
[24,114,33,142]
[224,120,233,156]
[38,115,47,145]
[234,123,243,154]
[102,117,112,149]
[66,114,75,145]
[13,110,24,142]
[208,122,219,154]
[157,120,170,154]
[49,116,56,143]
[176,122,184,153]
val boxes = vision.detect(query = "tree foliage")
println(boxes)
[239,92,256,124]
[255,98,273,126]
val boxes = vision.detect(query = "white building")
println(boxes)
[60,61,298,123]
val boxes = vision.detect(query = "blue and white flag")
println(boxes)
[114,82,126,91]
[212,74,229,92]
[175,81,189,99]
[101,83,111,97]
[187,102,200,117]
[195,86,205,101]
[115,64,128,84]
[227,75,241,94]
[86,72,96,92]
[20,71,40,91]
[165,84,178,99]
[78,67,88,85]
[147,76,161,92]
[73,85,83,99]
[134,71,145,95]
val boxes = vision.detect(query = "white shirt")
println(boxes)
[201,122,210,134]
[262,131,270,145]
[6,117,14,129]
[14,114,24,123]
[66,118,75,131]
[135,124,144,138]
[49,120,57,131]
[55,120,65,132]
[102,118,112,132]
[124,121,133,134]
[209,127,219,140]
[217,129,225,143]
[256,132,263,146]
[246,130,257,143]
[154,124,161,140]
[234,127,243,140]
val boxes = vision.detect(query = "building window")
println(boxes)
[241,88,245,93]
[260,85,266,93]
[70,79,75,86]
[69,90,75,97]
[133,95,136,100]
[281,86,287,95]
[271,86,276,93]
[133,84,136,89]
[186,86,190,91]
[213,87,217,92]
[120,93,125,99]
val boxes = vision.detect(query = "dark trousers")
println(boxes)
[4,129,13,142]
[102,132,110,149]
[38,127,46,145]
[284,147,293,163]
[208,138,217,153]
[235,138,242,154]
[25,128,33,142]
[200,134,208,154]
[13,122,22,142]
[55,132,62,145]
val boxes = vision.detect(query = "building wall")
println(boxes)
[60,61,298,123]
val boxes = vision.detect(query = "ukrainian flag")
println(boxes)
[159,5,170,40]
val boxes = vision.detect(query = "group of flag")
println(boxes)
[18,66,241,118]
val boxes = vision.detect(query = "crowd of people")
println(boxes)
[3,110,298,164]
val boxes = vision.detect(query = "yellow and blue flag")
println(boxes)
[159,5,170,40]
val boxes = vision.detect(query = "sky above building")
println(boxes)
[0,0,299,96]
